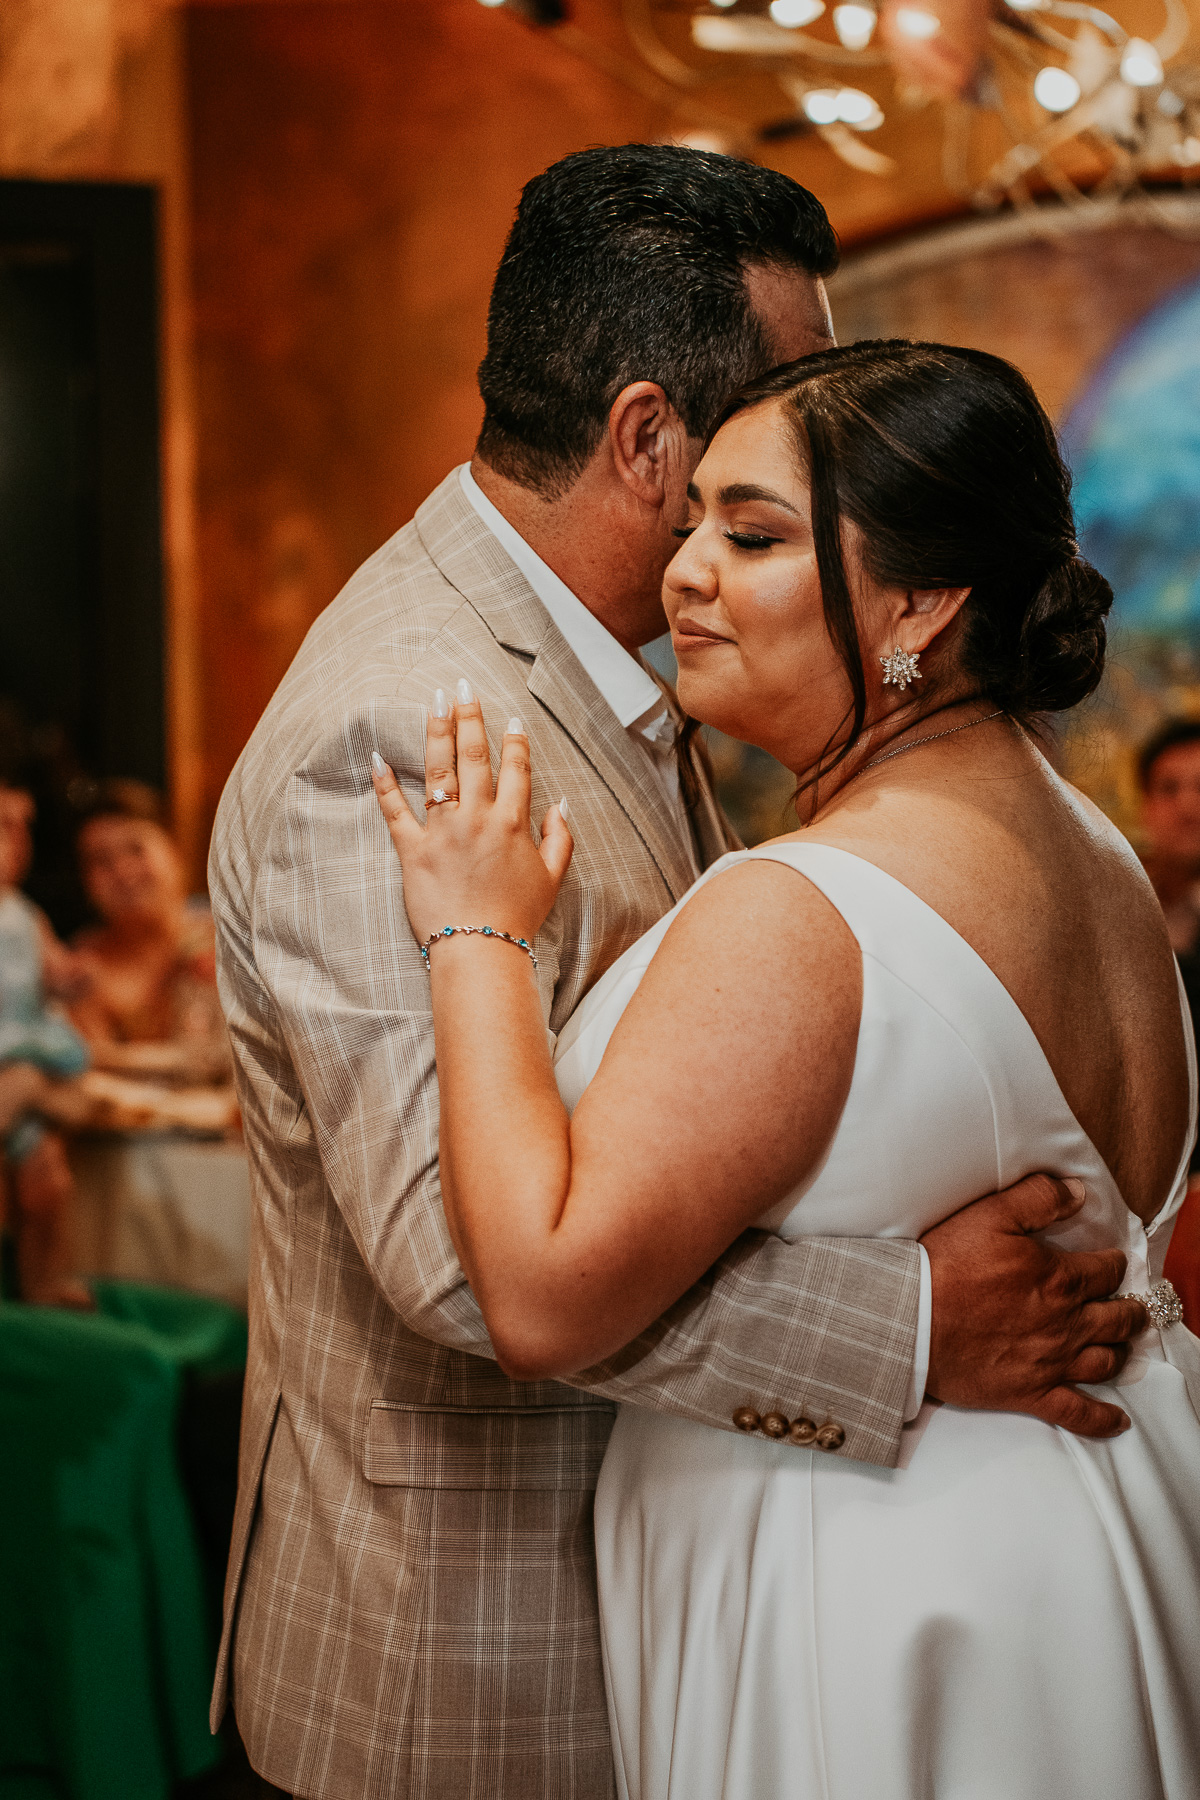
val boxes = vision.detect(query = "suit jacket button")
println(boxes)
[732,1407,760,1433]
[788,1417,818,1445]
[815,1423,846,1451]
[761,1411,789,1439]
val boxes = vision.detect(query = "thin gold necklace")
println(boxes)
[859,710,1006,774]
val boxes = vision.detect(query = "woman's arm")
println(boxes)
[373,694,861,1379]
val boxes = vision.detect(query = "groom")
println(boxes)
[209,146,1144,1800]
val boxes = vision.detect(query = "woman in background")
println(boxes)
[69,783,230,1088]
[0,781,91,1305]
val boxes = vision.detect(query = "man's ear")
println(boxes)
[608,381,686,510]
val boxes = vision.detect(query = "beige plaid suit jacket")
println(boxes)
[208,471,922,1800]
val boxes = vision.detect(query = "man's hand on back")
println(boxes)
[922,1174,1148,1437]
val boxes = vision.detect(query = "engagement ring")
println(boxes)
[429,789,456,806]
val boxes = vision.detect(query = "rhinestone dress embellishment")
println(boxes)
[1124,1278,1185,1329]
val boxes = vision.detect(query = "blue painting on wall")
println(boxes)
[1061,272,1200,834]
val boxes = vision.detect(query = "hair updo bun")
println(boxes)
[711,340,1110,771]
[1001,554,1112,715]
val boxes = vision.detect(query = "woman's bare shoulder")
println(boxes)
[621,848,863,1055]
[575,846,863,1249]
[665,847,855,951]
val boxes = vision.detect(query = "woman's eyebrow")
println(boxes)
[717,482,801,515]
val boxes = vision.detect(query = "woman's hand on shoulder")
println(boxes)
[370,684,573,953]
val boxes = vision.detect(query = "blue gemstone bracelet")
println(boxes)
[419,925,538,972]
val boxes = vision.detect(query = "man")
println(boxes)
[1139,717,1200,960]
[1138,717,1200,1321]
[210,147,1140,1799]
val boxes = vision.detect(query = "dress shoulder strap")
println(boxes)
[728,841,1051,1142]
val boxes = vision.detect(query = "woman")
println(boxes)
[371,343,1200,1798]
[69,787,230,1087]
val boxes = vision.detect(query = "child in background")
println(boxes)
[0,784,91,1305]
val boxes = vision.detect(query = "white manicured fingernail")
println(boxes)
[507,717,525,736]
[370,751,388,779]
[432,689,450,719]
[1063,1178,1086,1203]
[558,797,569,821]
[456,677,474,705]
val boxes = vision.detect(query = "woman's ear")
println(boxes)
[900,585,971,654]
[608,381,689,510]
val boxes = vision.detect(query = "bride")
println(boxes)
[370,341,1200,1799]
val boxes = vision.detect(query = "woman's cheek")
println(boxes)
[676,654,752,731]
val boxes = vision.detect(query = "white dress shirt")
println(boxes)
[458,464,697,876]
[458,461,929,1417]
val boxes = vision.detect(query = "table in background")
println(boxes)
[69,1135,250,1309]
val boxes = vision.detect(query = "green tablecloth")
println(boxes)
[0,1282,247,1800]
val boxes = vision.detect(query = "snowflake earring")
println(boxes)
[880,646,922,690]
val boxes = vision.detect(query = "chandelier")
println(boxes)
[476,0,1200,210]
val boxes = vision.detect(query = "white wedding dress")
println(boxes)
[552,844,1200,1800]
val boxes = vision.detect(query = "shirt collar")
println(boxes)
[458,464,665,733]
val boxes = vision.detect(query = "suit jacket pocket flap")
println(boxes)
[364,1400,615,1490]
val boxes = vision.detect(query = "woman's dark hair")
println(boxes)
[709,339,1111,781]
[477,144,838,498]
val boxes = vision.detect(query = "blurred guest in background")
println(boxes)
[1139,718,1200,959]
[69,782,230,1089]
[0,782,91,1305]
[1139,718,1200,1328]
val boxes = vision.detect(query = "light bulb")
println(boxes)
[802,89,843,123]
[1120,39,1163,87]
[476,0,506,8]
[1158,89,1185,116]
[1033,66,1081,111]
[710,0,738,8]
[894,8,941,39]
[835,87,884,128]
[832,4,876,47]
[769,0,825,25]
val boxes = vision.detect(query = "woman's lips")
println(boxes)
[672,619,734,649]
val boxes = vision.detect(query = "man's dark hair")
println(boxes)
[476,145,838,498]
[1138,718,1200,790]
[71,775,165,834]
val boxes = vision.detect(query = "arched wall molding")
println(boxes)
[830,190,1200,301]
[827,190,1200,422]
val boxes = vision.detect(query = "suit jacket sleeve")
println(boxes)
[238,702,922,1470]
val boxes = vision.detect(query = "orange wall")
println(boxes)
[182,0,1200,865]
[186,0,665,853]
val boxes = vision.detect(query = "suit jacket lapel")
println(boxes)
[415,474,698,903]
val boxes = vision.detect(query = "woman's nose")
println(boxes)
[665,535,718,602]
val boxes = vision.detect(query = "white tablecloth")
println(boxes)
[71,1134,251,1308]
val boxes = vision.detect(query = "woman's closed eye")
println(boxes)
[670,525,784,550]
[723,530,783,551]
